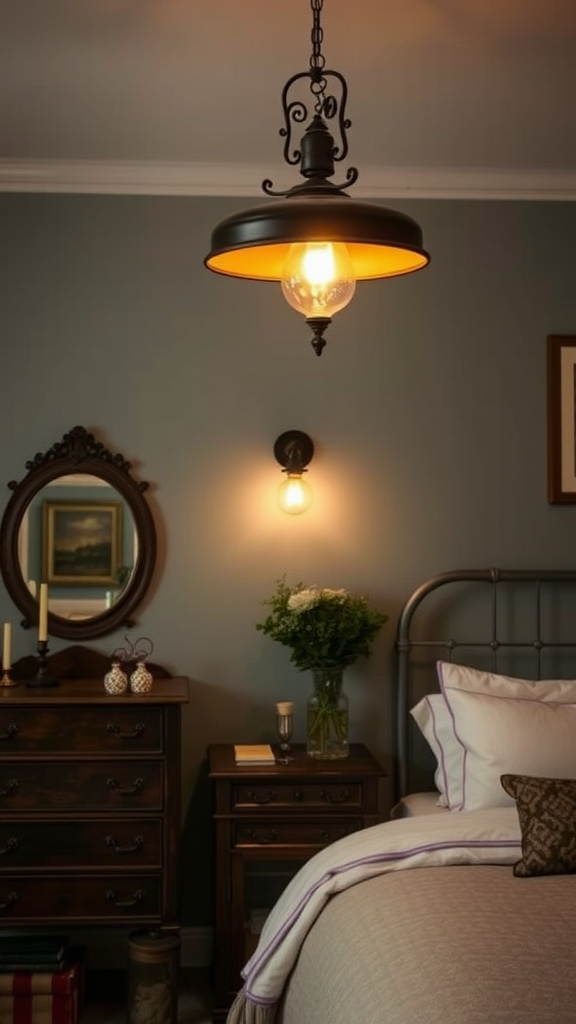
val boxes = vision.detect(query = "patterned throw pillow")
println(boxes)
[501,774,576,877]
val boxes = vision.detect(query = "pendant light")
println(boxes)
[205,0,430,356]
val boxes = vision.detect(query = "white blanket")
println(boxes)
[228,807,522,1024]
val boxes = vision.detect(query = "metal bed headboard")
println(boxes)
[394,567,576,801]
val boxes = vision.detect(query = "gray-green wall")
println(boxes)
[1,192,575,923]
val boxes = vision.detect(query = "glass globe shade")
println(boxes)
[281,242,356,318]
[278,474,313,515]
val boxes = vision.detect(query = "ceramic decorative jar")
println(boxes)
[104,660,129,695]
[130,660,153,693]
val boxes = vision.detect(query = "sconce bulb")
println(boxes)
[278,474,313,515]
[281,242,356,319]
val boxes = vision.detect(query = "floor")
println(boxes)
[81,968,213,1024]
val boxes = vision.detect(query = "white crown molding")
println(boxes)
[0,158,575,200]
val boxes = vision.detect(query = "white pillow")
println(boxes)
[411,662,576,811]
[439,687,576,811]
[438,660,576,704]
[410,694,458,807]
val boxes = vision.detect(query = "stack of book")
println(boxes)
[0,936,69,973]
[234,744,276,765]
[0,938,84,1024]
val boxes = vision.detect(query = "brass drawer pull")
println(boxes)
[246,789,277,805]
[106,722,145,739]
[0,891,19,912]
[320,788,351,804]
[105,888,145,908]
[105,834,145,854]
[0,724,19,742]
[106,777,144,796]
[0,837,19,856]
[0,779,19,798]
[245,828,278,845]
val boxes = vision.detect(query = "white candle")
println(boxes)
[39,583,48,642]
[2,623,11,670]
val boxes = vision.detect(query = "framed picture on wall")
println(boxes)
[547,334,576,504]
[43,501,122,585]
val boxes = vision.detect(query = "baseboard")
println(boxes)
[69,926,213,969]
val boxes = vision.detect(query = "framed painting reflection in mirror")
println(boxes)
[43,500,122,586]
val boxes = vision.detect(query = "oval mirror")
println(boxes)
[0,426,157,640]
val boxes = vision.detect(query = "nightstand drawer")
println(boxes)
[233,782,362,810]
[234,819,363,847]
[0,707,163,754]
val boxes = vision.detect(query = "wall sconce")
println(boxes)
[274,430,314,514]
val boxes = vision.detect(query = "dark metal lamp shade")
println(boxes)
[204,194,429,281]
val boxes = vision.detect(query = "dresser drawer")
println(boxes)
[233,818,363,847]
[0,819,161,868]
[232,781,362,810]
[0,761,163,811]
[0,707,163,755]
[0,874,161,921]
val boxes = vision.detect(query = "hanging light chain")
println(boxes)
[309,0,328,115]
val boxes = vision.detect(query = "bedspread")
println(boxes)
[227,807,523,1024]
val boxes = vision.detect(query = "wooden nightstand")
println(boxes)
[207,742,386,1022]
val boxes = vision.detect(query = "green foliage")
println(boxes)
[256,576,388,671]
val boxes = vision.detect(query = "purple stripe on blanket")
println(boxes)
[243,834,521,1000]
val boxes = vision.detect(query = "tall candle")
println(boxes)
[2,623,11,670]
[39,583,48,642]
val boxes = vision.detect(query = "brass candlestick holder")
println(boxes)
[27,640,59,688]
[0,669,17,688]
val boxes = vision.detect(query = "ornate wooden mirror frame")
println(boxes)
[0,426,157,640]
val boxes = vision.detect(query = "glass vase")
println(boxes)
[306,667,349,760]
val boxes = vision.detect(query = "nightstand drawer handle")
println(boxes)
[106,722,146,739]
[292,790,303,801]
[247,789,277,805]
[0,837,19,856]
[0,891,19,912]
[0,724,19,742]
[0,779,19,798]
[320,788,351,804]
[245,828,278,845]
[320,828,349,842]
[106,777,144,795]
[105,834,145,854]
[105,888,145,908]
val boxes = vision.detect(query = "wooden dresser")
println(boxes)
[0,648,188,935]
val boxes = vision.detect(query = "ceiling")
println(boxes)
[2,0,576,198]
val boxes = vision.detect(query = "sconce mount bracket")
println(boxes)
[274,430,314,472]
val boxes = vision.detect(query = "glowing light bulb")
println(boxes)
[278,474,313,515]
[281,242,356,319]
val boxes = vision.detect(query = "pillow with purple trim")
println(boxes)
[501,774,576,877]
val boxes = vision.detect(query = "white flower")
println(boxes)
[320,588,348,601]
[288,587,321,612]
